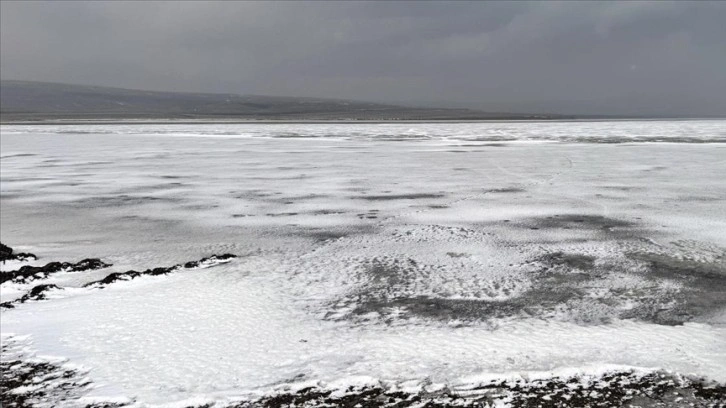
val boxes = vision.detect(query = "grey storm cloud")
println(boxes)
[1,1,725,116]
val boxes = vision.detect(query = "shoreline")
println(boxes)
[2,335,724,408]
[2,117,725,126]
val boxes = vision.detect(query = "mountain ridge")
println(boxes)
[0,80,565,121]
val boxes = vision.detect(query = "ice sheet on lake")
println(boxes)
[1,121,725,405]
[2,119,726,143]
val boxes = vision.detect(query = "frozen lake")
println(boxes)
[1,120,725,406]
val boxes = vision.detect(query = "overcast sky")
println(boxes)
[2,1,725,116]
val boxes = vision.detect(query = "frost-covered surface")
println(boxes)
[2,119,725,143]
[1,121,725,406]
[4,334,723,408]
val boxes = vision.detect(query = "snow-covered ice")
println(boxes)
[1,120,725,406]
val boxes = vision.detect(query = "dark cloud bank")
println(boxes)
[1,1,725,116]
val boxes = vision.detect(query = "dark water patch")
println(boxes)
[73,194,179,208]
[56,181,84,187]
[3,177,56,182]
[325,257,423,314]
[81,161,113,166]
[179,203,219,211]
[353,193,445,201]
[536,271,593,288]
[122,183,187,194]
[131,153,170,161]
[232,213,256,218]
[620,296,695,326]
[530,249,726,326]
[623,252,726,325]
[483,187,526,194]
[273,194,328,204]
[331,144,369,149]
[305,231,350,242]
[331,253,572,322]
[533,249,726,325]
[538,251,596,272]
[335,245,724,326]
[342,255,585,322]
[115,215,182,229]
[629,252,726,287]
[373,137,431,142]
[309,209,346,215]
[601,185,645,192]
[429,205,450,209]
[357,210,379,219]
[271,166,322,172]
[232,189,277,199]
[295,225,376,242]
[515,214,640,239]
[55,130,114,135]
[560,136,726,144]
[365,258,420,287]
[288,194,327,200]
[245,174,312,181]
[453,143,507,148]
[593,193,624,201]
[266,212,299,217]
[469,137,518,142]
[642,165,668,172]
[270,133,311,138]
[536,214,634,229]
[353,296,523,321]
[676,195,723,202]
[0,153,38,159]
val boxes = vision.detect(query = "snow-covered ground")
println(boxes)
[1,120,725,406]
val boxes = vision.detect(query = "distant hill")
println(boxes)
[0,80,564,121]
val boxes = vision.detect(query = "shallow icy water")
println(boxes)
[1,121,725,405]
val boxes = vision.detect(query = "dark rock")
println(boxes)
[234,370,726,408]
[0,242,12,260]
[183,253,237,269]
[85,254,237,288]
[353,193,445,201]
[1,336,96,408]
[1,284,63,309]
[1,258,112,285]
[0,242,37,263]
